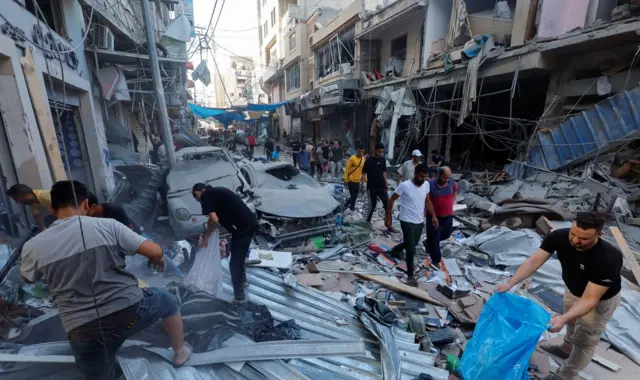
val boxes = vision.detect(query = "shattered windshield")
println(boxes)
[180,150,230,162]
[262,165,321,189]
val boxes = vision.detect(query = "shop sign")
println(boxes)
[320,82,342,105]
[1,23,78,71]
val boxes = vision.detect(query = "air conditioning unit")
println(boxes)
[92,24,115,50]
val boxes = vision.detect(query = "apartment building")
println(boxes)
[0,0,188,241]
[353,0,640,165]
[256,0,353,138]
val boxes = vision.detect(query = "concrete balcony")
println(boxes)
[356,0,427,39]
[262,65,277,83]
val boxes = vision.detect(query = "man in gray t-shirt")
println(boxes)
[20,181,191,380]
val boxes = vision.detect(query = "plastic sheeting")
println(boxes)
[0,244,12,270]
[460,293,551,380]
[463,227,640,365]
[459,226,542,266]
[603,288,640,365]
[184,231,223,298]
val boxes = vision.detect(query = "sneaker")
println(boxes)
[406,276,418,287]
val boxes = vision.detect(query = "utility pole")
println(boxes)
[140,0,176,166]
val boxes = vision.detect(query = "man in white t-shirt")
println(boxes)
[396,149,423,183]
[385,163,438,286]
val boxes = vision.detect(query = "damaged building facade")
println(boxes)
[357,0,640,169]
[261,0,640,169]
[0,0,189,243]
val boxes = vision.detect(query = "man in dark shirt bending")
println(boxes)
[496,212,622,380]
[87,192,133,229]
[362,143,389,223]
[192,184,257,302]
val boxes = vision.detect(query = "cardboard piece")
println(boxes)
[447,294,485,324]
[296,274,325,287]
[248,249,292,268]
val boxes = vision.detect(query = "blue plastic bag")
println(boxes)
[460,292,551,380]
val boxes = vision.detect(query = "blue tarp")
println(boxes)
[460,292,550,380]
[243,101,291,111]
[189,101,291,117]
[188,103,227,118]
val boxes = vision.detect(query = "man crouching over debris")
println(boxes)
[20,180,191,379]
[386,163,438,286]
[497,212,622,380]
[192,183,258,303]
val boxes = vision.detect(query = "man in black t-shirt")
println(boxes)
[192,184,257,302]
[291,140,301,168]
[362,143,389,223]
[496,212,622,380]
[87,192,134,229]
[264,138,275,162]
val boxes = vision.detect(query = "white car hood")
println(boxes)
[253,185,339,218]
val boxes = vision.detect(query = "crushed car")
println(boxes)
[238,161,344,236]
[166,147,255,239]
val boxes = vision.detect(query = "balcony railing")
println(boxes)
[358,0,426,37]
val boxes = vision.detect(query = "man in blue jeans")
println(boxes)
[20,181,191,380]
[425,167,457,269]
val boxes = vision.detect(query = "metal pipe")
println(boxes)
[140,0,176,166]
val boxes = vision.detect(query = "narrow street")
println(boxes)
[1,1,640,380]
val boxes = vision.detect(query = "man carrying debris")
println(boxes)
[87,192,134,229]
[7,184,54,231]
[20,181,191,379]
[386,164,439,286]
[192,183,258,303]
[363,143,389,223]
[496,212,622,380]
[344,145,366,212]
[397,149,423,183]
[425,167,457,269]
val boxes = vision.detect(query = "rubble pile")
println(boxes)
[2,151,640,380]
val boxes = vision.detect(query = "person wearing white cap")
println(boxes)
[397,150,423,183]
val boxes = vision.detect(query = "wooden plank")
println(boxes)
[357,274,445,306]
[19,48,67,182]
[0,353,75,363]
[609,226,640,285]
[512,0,539,46]
[592,354,621,372]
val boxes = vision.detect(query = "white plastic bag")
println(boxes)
[184,231,223,298]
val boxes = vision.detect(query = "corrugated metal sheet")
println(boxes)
[1,262,443,380]
[528,84,640,170]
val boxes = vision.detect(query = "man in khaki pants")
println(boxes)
[496,212,622,380]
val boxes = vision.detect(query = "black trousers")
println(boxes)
[347,182,360,211]
[292,151,299,167]
[426,215,454,264]
[265,149,272,161]
[248,145,255,155]
[392,221,424,278]
[367,187,389,221]
[230,225,257,301]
